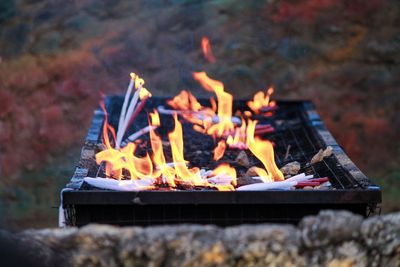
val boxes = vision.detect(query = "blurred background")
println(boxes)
[0,0,399,230]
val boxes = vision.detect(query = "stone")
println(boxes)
[235,151,250,167]
[245,166,260,177]
[0,211,395,267]
[361,212,400,256]
[299,210,363,248]
[280,161,301,176]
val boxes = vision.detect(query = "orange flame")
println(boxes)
[120,143,154,179]
[99,101,116,149]
[168,114,204,185]
[193,71,234,137]
[201,37,216,63]
[247,120,284,182]
[213,140,226,160]
[96,142,156,181]
[167,90,202,112]
[167,90,215,127]
[226,118,248,149]
[209,163,237,190]
[149,110,175,186]
[247,87,276,114]
[96,93,156,181]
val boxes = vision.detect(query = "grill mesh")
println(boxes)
[62,97,381,227]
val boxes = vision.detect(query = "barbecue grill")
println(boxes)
[61,96,381,226]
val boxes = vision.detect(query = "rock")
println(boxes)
[361,212,400,255]
[0,211,396,267]
[299,210,363,248]
[235,151,250,167]
[236,176,261,187]
[280,161,301,176]
[245,166,259,177]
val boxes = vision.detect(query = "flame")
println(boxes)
[168,114,204,185]
[120,143,155,179]
[167,90,202,112]
[131,73,144,88]
[93,34,285,191]
[193,71,234,137]
[201,37,216,63]
[208,163,236,190]
[213,140,226,160]
[247,87,276,114]
[167,90,215,127]
[96,81,156,182]
[99,101,116,149]
[139,88,152,99]
[226,118,248,149]
[96,142,156,181]
[247,120,284,182]
[149,110,176,187]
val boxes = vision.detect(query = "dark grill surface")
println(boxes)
[62,96,381,226]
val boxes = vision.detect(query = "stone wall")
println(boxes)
[1,210,399,267]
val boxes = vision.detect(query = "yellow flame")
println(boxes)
[168,114,204,185]
[149,110,176,187]
[209,163,236,190]
[247,87,276,114]
[193,71,234,137]
[213,140,226,161]
[247,120,284,182]
[139,88,152,99]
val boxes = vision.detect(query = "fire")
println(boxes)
[208,163,236,190]
[93,36,284,192]
[201,37,216,63]
[246,120,284,182]
[226,118,248,149]
[247,87,276,114]
[213,140,226,161]
[192,71,235,137]
[149,111,175,187]
[167,90,202,112]
[168,113,204,185]
[167,90,215,126]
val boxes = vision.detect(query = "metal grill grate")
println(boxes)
[62,97,381,226]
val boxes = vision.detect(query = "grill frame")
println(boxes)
[61,96,381,226]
